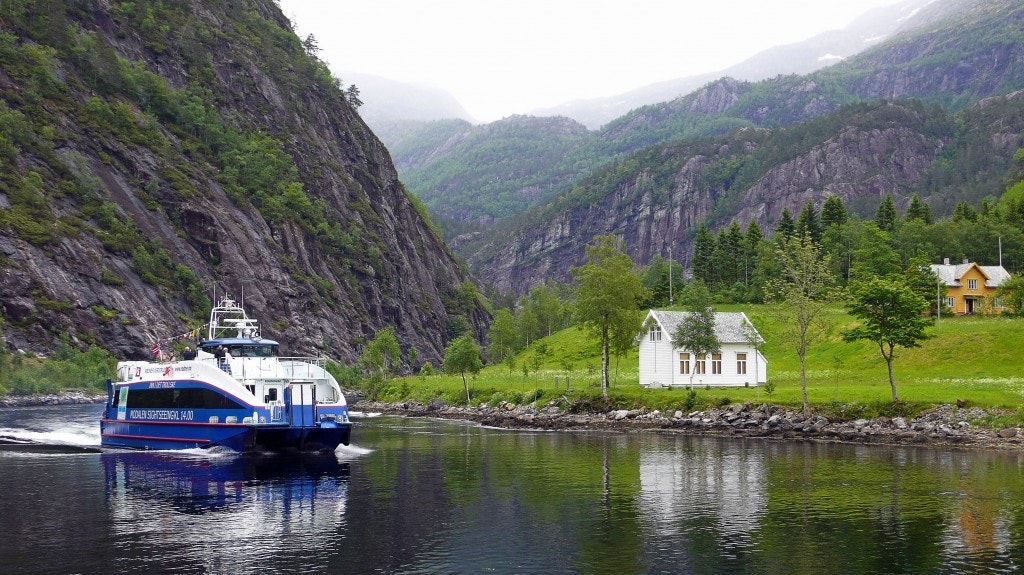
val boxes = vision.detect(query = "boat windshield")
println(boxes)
[199,343,279,357]
[228,344,278,357]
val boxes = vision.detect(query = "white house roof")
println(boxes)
[930,262,1011,288]
[646,310,763,344]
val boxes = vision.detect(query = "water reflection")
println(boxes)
[102,451,350,574]
[3,407,1024,575]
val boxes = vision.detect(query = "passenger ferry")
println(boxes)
[100,296,352,451]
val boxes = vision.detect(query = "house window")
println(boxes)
[737,353,747,375]
[678,353,689,375]
[968,279,978,290]
[694,354,706,375]
[711,353,722,375]
[945,296,955,308]
[650,325,662,342]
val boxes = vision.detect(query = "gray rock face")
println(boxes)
[0,1,487,366]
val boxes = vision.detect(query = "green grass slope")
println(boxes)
[383,305,1024,419]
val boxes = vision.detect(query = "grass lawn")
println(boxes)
[380,305,1024,420]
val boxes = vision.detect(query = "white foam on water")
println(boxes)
[0,425,100,447]
[334,443,373,461]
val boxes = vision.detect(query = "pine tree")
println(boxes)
[821,195,848,229]
[952,201,978,223]
[692,223,715,286]
[796,199,821,244]
[743,220,763,286]
[876,195,899,234]
[775,207,796,242]
[906,193,932,224]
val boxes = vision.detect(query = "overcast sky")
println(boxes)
[277,0,908,122]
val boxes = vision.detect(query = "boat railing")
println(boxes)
[195,356,340,402]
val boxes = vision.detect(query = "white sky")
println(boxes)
[277,0,907,122]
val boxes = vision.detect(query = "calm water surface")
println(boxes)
[1,404,1023,574]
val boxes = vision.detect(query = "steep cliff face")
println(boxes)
[0,0,486,364]
[473,96,1024,294]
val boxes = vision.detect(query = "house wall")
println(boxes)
[948,267,1000,315]
[639,337,767,388]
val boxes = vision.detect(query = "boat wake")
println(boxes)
[0,425,103,454]
[334,443,373,461]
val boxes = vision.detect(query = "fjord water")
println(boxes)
[2,405,1023,575]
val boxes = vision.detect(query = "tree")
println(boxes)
[359,327,400,382]
[850,223,901,280]
[573,235,650,398]
[996,275,1024,316]
[876,195,899,234]
[487,308,519,375]
[524,281,565,337]
[670,280,720,389]
[821,195,848,229]
[487,306,520,374]
[692,223,715,286]
[906,193,932,224]
[775,207,796,242]
[766,233,837,416]
[443,333,482,405]
[796,199,821,245]
[843,277,933,402]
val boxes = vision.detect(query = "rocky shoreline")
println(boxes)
[4,392,1021,451]
[0,391,106,408]
[353,399,1024,451]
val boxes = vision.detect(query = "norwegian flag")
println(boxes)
[150,342,162,359]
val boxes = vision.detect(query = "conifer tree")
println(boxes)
[775,207,796,242]
[876,195,899,233]
[906,193,932,224]
[796,199,821,244]
[692,223,715,286]
[821,195,848,229]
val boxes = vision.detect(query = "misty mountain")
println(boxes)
[453,0,1024,294]
[529,0,940,129]
[401,0,1024,240]
[339,71,476,143]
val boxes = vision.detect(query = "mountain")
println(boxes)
[469,94,1024,294]
[338,71,476,143]
[461,0,1024,294]
[402,0,1020,235]
[0,0,487,365]
[529,0,940,129]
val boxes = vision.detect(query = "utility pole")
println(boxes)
[668,246,673,306]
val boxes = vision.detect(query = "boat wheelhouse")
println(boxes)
[100,296,352,452]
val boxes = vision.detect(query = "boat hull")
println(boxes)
[100,419,352,452]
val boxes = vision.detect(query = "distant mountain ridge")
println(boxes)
[531,0,942,128]
[448,0,1024,294]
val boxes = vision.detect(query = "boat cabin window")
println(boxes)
[199,343,278,357]
[264,388,278,403]
[229,345,278,357]
[125,387,245,410]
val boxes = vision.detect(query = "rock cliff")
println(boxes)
[0,0,486,366]
[473,96,1024,294]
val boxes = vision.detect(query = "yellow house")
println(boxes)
[930,259,1011,315]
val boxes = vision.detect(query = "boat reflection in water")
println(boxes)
[102,450,350,570]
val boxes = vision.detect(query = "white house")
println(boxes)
[638,310,767,388]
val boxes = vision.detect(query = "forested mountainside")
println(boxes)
[467,94,1024,295]
[399,0,1023,238]
[0,0,487,365]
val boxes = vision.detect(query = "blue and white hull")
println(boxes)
[100,296,354,453]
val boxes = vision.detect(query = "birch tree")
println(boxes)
[766,233,837,416]
[573,235,649,399]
